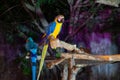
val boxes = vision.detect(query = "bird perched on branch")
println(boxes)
[25,37,38,80]
[37,15,64,80]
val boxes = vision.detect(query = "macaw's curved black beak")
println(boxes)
[61,18,64,23]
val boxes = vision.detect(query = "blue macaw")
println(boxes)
[37,15,65,80]
[25,37,38,80]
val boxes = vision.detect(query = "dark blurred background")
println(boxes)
[0,0,120,80]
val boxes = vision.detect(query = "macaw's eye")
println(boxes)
[57,17,64,23]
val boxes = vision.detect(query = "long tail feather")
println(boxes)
[32,66,36,80]
[31,51,37,80]
[37,44,48,80]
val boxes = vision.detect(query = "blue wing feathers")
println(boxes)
[41,22,56,44]
[46,22,56,36]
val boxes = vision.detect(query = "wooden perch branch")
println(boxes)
[47,38,120,69]
[26,53,120,69]
[50,38,85,54]
[62,64,68,80]
[96,55,120,61]
[61,53,102,60]
[46,53,120,69]
[46,57,65,69]
[61,53,120,61]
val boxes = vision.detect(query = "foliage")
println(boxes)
[21,58,31,75]
[35,0,55,7]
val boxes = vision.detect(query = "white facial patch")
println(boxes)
[58,18,61,22]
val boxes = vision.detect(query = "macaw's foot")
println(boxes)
[49,38,59,49]
[48,35,56,40]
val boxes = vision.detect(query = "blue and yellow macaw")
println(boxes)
[25,37,38,80]
[37,15,64,80]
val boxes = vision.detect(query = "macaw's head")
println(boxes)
[27,37,33,42]
[55,15,64,23]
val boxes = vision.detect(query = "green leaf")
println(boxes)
[55,53,61,58]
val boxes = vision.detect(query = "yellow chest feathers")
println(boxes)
[51,22,62,38]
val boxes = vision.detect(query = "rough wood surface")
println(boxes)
[50,38,86,54]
